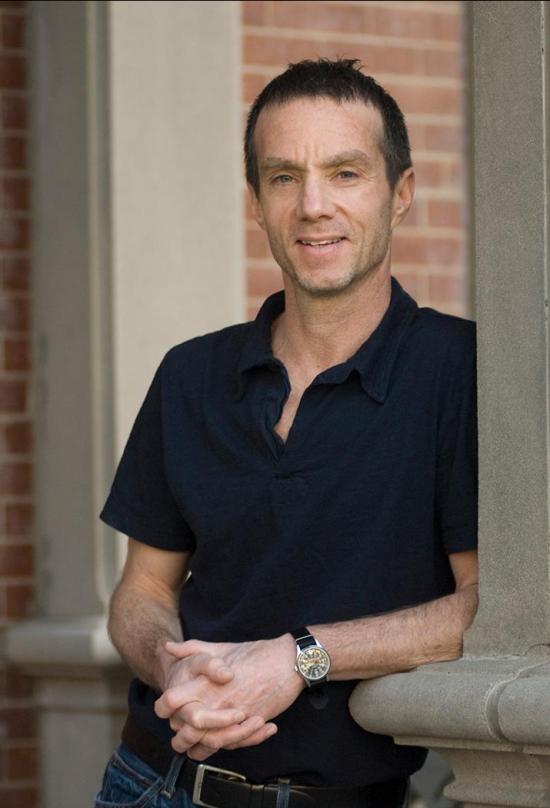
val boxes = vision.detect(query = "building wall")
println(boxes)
[241,0,468,319]
[0,1,37,807]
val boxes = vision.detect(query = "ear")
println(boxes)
[391,167,415,229]
[248,183,266,231]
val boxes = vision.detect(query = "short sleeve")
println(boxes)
[100,360,195,551]
[435,329,478,555]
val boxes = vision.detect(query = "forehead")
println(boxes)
[254,96,385,164]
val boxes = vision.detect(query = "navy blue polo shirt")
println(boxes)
[101,276,477,787]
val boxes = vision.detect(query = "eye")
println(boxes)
[337,170,358,180]
[272,174,294,184]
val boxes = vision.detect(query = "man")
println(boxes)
[95,59,478,808]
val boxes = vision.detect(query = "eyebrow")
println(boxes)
[261,150,373,173]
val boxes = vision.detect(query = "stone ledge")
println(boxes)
[1,615,124,673]
[349,654,550,750]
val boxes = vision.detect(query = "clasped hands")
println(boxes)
[154,635,303,761]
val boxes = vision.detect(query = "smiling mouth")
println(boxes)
[297,238,345,247]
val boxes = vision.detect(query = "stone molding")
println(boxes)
[3,615,122,672]
[350,656,550,806]
[350,656,550,748]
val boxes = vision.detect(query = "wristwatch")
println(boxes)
[291,627,331,687]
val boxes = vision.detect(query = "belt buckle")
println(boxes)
[192,762,247,808]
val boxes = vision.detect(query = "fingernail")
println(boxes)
[235,712,246,723]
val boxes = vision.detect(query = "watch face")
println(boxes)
[296,646,330,681]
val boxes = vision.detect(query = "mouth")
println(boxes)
[297,237,345,248]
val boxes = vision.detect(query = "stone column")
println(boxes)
[3,2,244,806]
[350,2,550,806]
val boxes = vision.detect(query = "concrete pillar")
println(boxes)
[350,2,550,806]
[3,2,243,807]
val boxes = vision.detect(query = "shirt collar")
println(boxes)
[235,276,418,403]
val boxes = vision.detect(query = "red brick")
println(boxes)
[0,463,31,496]
[6,746,38,781]
[0,96,27,130]
[424,48,462,79]
[392,233,462,266]
[388,83,463,117]
[0,56,25,90]
[243,71,274,103]
[1,178,28,211]
[425,123,463,153]
[414,157,462,190]
[271,2,366,34]
[0,136,25,169]
[427,200,463,228]
[392,271,427,303]
[246,227,271,260]
[0,789,38,808]
[1,257,29,291]
[247,300,263,320]
[400,199,422,227]
[4,338,29,370]
[4,667,33,699]
[0,297,29,330]
[0,422,32,455]
[428,273,464,301]
[242,37,459,83]
[365,5,461,42]
[0,708,36,739]
[241,0,273,26]
[1,13,25,50]
[243,34,314,70]
[0,379,25,411]
[409,121,465,156]
[5,504,33,536]
[0,545,33,576]
[0,219,29,250]
[4,584,34,619]
[247,267,282,298]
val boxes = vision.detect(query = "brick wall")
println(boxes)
[0,2,37,807]
[241,0,468,319]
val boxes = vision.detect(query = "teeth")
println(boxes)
[300,238,342,246]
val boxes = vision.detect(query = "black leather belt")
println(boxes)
[121,715,408,808]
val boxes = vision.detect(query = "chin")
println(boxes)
[292,270,364,298]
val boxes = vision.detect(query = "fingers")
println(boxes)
[170,703,247,732]
[225,722,278,750]
[184,716,267,759]
[170,723,208,752]
[156,687,246,724]
[165,639,213,659]
[187,653,233,684]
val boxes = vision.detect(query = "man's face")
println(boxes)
[250,97,413,297]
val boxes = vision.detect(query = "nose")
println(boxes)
[296,176,336,221]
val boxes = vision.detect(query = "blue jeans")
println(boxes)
[95,744,410,807]
[94,744,197,807]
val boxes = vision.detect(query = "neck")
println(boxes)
[272,267,392,380]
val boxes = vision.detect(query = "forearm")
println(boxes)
[310,584,479,681]
[108,581,183,691]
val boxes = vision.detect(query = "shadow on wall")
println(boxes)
[410,752,461,808]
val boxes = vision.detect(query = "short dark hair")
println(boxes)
[244,58,411,196]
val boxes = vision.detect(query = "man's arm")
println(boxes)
[108,538,271,741]
[108,538,190,689]
[312,549,478,680]
[156,550,478,758]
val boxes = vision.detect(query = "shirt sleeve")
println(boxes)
[435,327,478,555]
[100,359,195,552]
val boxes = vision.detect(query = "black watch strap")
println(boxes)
[291,627,316,649]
